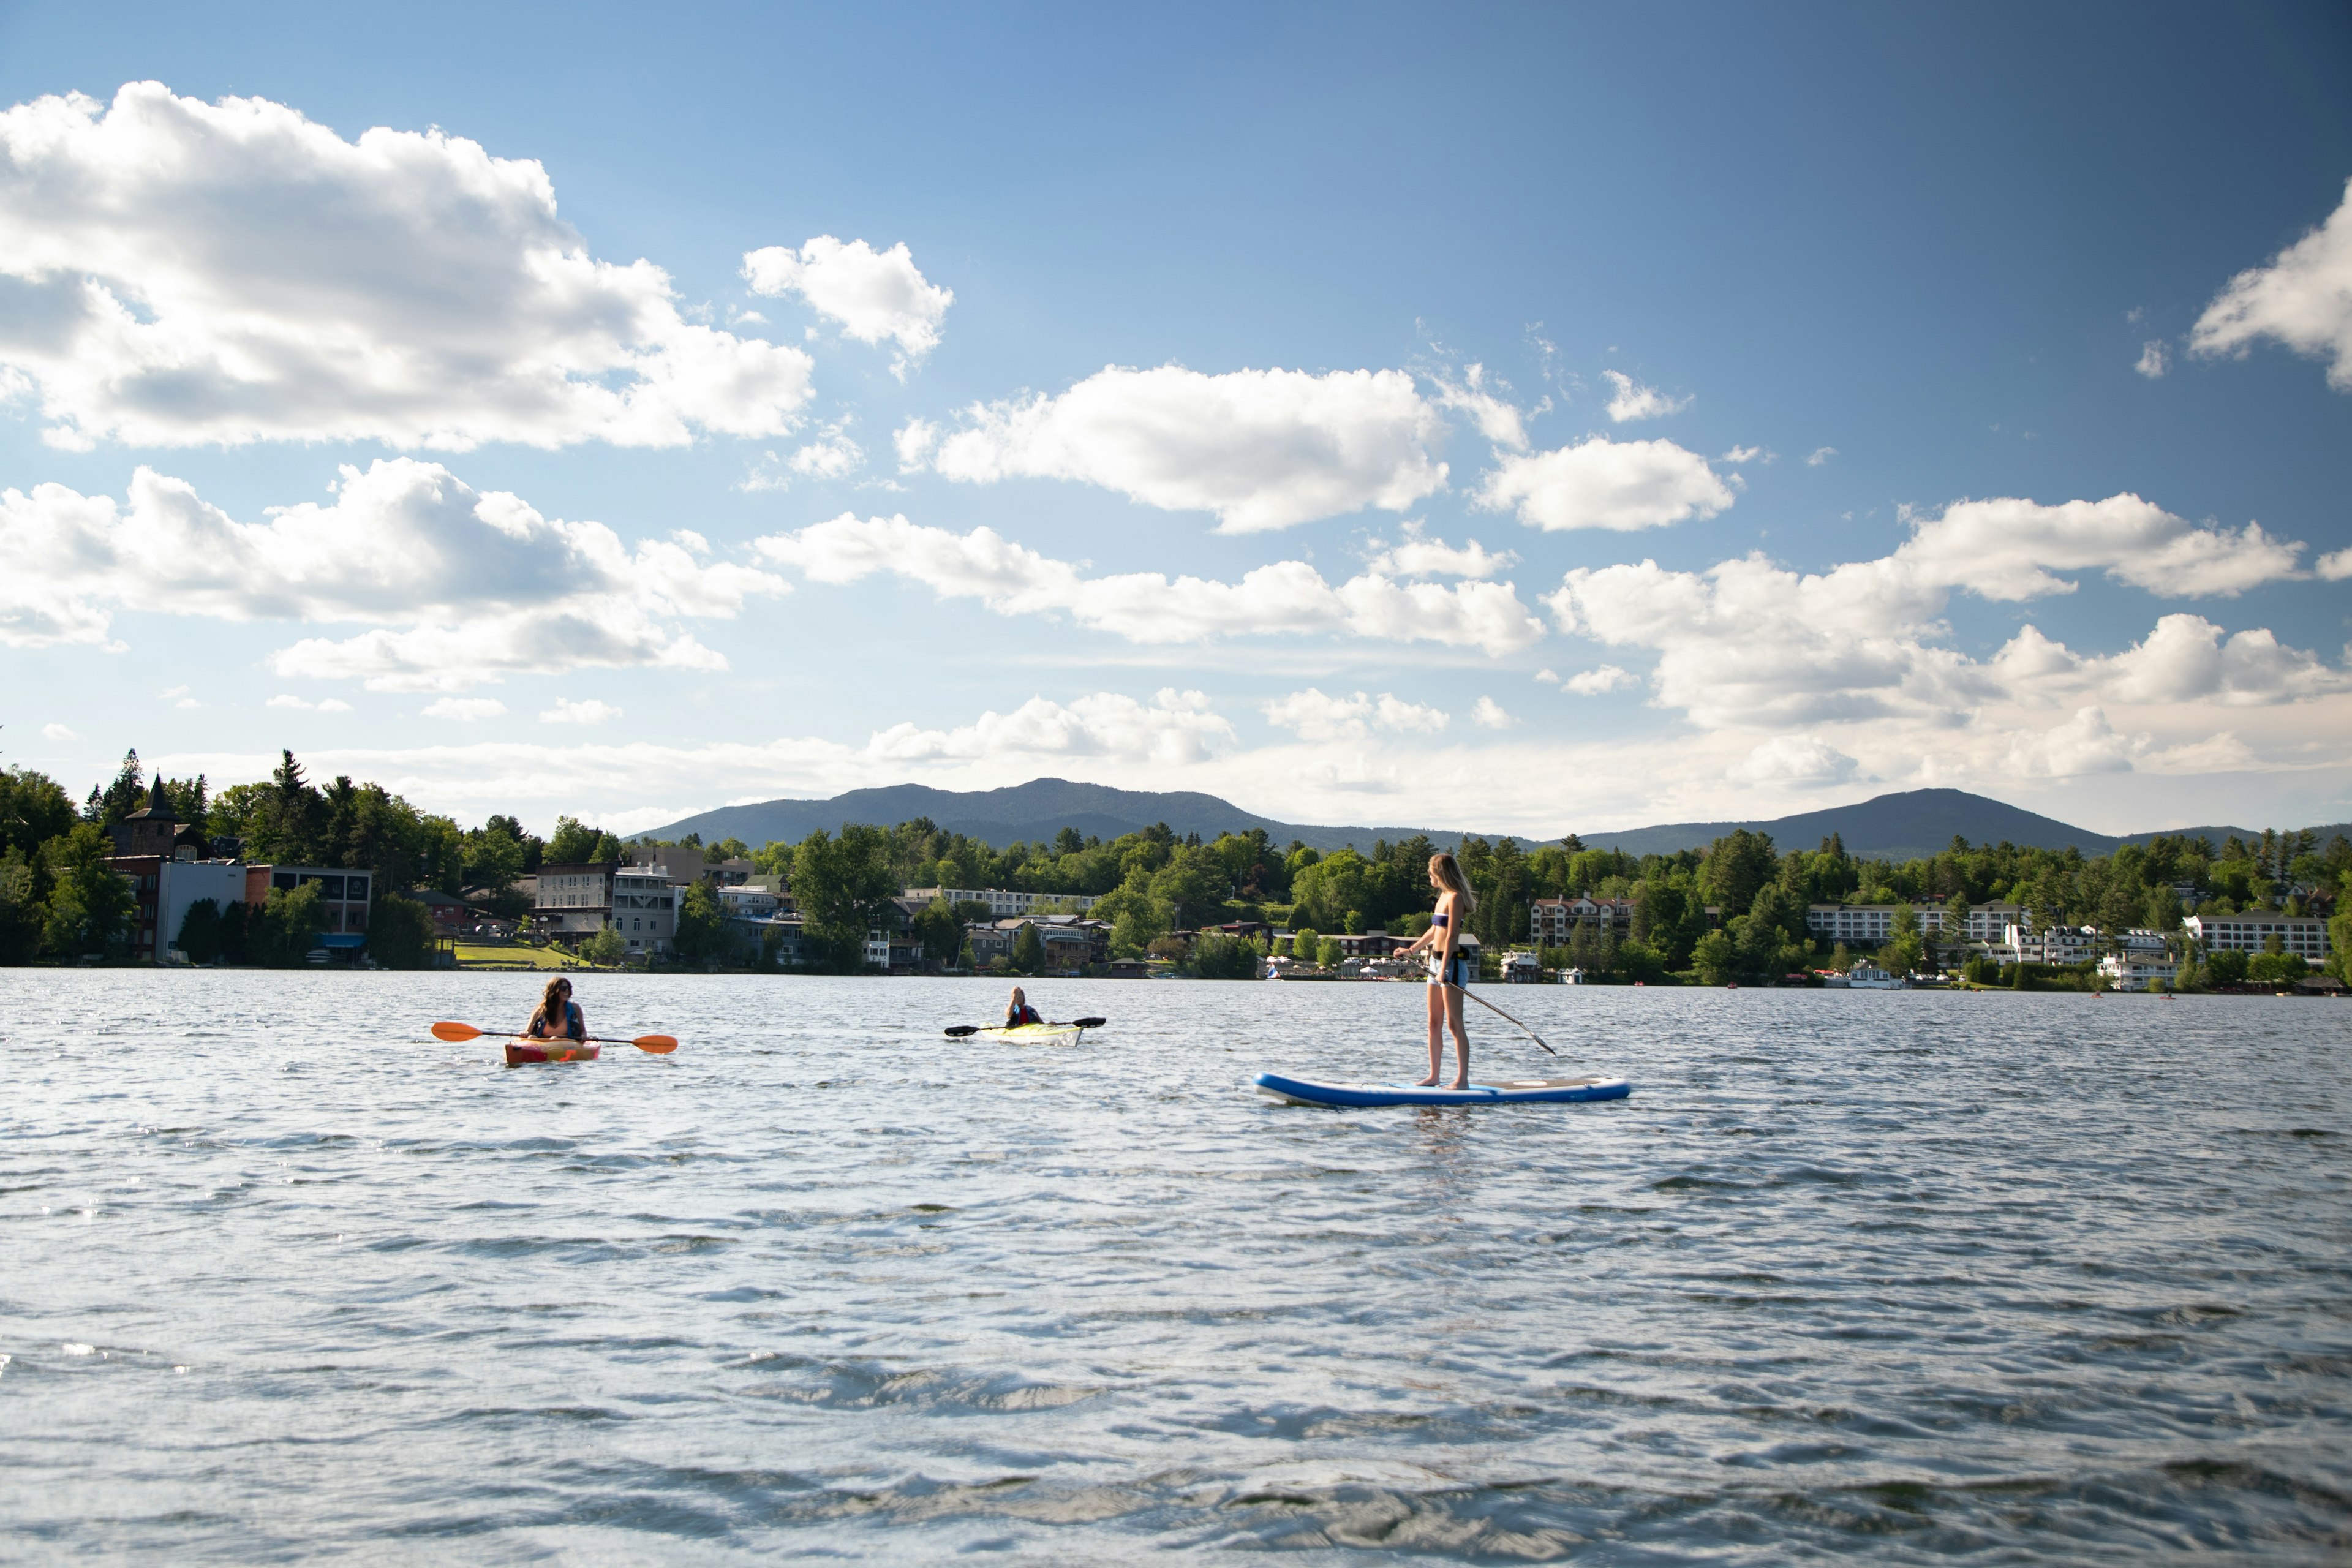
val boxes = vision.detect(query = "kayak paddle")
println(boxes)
[431,1020,679,1054]
[943,1016,1107,1038]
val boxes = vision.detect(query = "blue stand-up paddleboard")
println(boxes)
[1253,1071,1632,1108]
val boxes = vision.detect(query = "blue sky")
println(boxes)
[2,1,2348,837]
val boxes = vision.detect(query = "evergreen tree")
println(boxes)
[42,823,134,957]
[367,895,436,970]
[175,898,224,964]
[0,767,75,858]
[672,882,727,963]
[84,750,146,830]
[0,847,40,964]
[791,825,900,971]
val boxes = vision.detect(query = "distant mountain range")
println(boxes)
[641,778,2343,863]
[1574,788,2294,864]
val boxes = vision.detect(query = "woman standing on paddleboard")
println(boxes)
[1399,852,1477,1088]
[523,976,587,1042]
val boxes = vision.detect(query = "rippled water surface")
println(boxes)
[3,971,2348,1563]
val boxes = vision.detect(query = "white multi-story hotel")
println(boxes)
[2185,913,2331,961]
[1804,903,1950,943]
[1531,894,1634,944]
[903,886,1098,916]
[1963,902,2029,941]
[1997,922,2095,965]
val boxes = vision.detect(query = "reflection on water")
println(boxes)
[2,970,2348,1562]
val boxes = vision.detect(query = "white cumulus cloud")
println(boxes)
[1361,522,1516,579]
[1476,435,1733,532]
[740,423,865,490]
[2135,340,2170,379]
[1542,500,2346,734]
[1727,734,1860,788]
[753,513,1545,655]
[1564,665,1636,696]
[0,459,785,687]
[909,364,1448,532]
[1992,614,2352,709]
[741,235,952,369]
[865,689,1233,766]
[0,83,816,450]
[266,694,353,712]
[2002,707,2147,778]
[1893,493,2303,600]
[423,697,506,722]
[2317,546,2352,582]
[2191,176,2352,389]
[42,723,78,740]
[542,698,623,725]
[1429,363,1529,447]
[1261,688,1449,742]
[1602,370,1691,421]
[1471,696,1517,729]
[1805,447,1837,466]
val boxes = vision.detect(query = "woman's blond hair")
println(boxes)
[1428,851,1479,913]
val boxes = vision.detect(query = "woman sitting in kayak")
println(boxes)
[524,976,586,1041]
[1398,851,1477,1089]
[1004,986,1043,1027]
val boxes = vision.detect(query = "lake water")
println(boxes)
[2,971,2347,1563]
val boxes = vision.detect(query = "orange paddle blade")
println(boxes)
[431,1021,484,1042]
[633,1035,679,1054]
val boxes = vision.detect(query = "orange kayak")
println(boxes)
[505,1038,600,1066]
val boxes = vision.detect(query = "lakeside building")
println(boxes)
[1531,895,1725,946]
[1532,895,1633,943]
[1335,930,1404,958]
[963,914,1111,971]
[1994,922,2095,966]
[1805,904,1951,943]
[906,886,1099,916]
[246,865,374,935]
[2185,913,2331,962]
[622,845,759,888]
[718,886,782,921]
[612,867,679,955]
[2098,951,2180,990]
[535,861,680,955]
[1961,903,2028,941]
[103,782,246,960]
[110,856,246,962]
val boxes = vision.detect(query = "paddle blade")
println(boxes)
[431,1021,483,1042]
[1071,1016,1107,1029]
[943,1025,979,1038]
[632,1035,679,1054]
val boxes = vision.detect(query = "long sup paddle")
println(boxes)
[431,1020,679,1054]
[946,1016,1106,1039]
[1444,985,1558,1055]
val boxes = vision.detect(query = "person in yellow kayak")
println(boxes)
[1003,986,1044,1027]
[523,976,586,1042]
